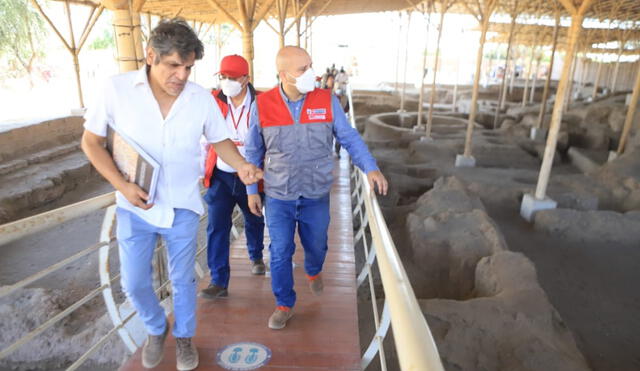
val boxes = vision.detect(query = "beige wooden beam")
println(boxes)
[591,60,603,100]
[536,9,560,130]
[284,0,316,35]
[426,0,452,138]
[252,0,277,31]
[29,0,72,53]
[399,10,412,112]
[417,2,433,128]
[616,61,640,155]
[77,5,105,52]
[494,12,517,129]
[462,0,496,158]
[206,0,243,30]
[533,0,595,201]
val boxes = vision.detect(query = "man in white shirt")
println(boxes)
[200,55,266,300]
[81,20,262,371]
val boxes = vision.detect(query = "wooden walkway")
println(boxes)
[120,157,360,370]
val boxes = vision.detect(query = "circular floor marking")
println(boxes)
[216,342,272,370]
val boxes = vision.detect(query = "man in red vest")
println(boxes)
[245,46,388,330]
[200,55,266,301]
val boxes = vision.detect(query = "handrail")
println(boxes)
[0,185,241,368]
[0,192,116,246]
[347,85,445,371]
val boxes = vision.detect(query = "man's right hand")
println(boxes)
[248,194,263,217]
[120,182,154,210]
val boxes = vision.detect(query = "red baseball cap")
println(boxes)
[218,55,249,78]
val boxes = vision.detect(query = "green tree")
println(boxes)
[89,28,115,50]
[0,0,47,80]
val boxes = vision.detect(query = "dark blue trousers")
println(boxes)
[204,168,265,288]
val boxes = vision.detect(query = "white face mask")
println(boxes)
[221,79,243,97]
[288,68,316,94]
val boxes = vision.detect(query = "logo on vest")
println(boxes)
[306,108,326,120]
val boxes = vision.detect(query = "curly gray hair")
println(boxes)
[148,18,204,63]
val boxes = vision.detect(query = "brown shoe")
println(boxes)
[268,306,293,330]
[199,283,228,300]
[251,259,266,275]
[308,273,324,296]
[142,320,169,368]
[176,337,199,371]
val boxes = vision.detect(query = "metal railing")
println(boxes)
[0,86,443,371]
[0,189,240,369]
[347,85,445,371]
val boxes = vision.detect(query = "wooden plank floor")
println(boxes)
[120,157,360,370]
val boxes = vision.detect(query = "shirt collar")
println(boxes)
[133,65,149,87]
[279,83,305,103]
[230,89,249,111]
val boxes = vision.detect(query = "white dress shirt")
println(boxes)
[84,67,230,228]
[216,91,251,173]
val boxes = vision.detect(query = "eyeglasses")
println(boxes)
[218,75,242,82]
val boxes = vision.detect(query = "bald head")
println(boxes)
[276,46,312,77]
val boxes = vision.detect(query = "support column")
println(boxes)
[114,9,144,72]
[461,8,492,162]
[399,11,412,112]
[611,48,623,93]
[417,7,432,128]
[508,49,517,96]
[616,61,640,155]
[521,0,594,221]
[31,0,104,109]
[394,12,403,92]
[494,14,516,129]
[530,51,541,103]
[523,45,535,106]
[592,61,603,100]
[565,49,579,112]
[535,11,560,130]
[426,6,447,138]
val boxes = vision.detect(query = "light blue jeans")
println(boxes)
[265,194,331,308]
[116,207,199,338]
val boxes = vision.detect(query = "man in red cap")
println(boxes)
[200,54,266,300]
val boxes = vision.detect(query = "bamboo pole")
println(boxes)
[565,49,579,112]
[399,10,412,112]
[417,5,432,128]
[64,1,84,108]
[394,12,402,92]
[534,1,593,201]
[494,13,516,129]
[616,61,640,155]
[611,47,623,93]
[508,49,517,96]
[536,10,560,130]
[523,45,535,107]
[530,51,541,103]
[463,5,493,158]
[592,60,603,100]
[426,4,447,137]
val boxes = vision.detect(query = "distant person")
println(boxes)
[321,67,330,89]
[200,54,266,302]
[81,19,262,371]
[245,46,388,330]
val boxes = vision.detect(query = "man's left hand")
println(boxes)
[367,170,388,196]
[237,162,264,185]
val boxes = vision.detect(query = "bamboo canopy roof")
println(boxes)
[53,0,640,26]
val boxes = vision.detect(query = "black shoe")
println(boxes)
[251,259,266,275]
[199,283,228,300]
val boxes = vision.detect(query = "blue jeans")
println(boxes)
[204,168,265,288]
[116,207,199,338]
[265,194,330,308]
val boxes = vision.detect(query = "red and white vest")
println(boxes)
[256,87,335,200]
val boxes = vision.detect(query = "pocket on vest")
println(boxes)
[265,160,290,193]
[306,122,333,150]
[312,155,334,191]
